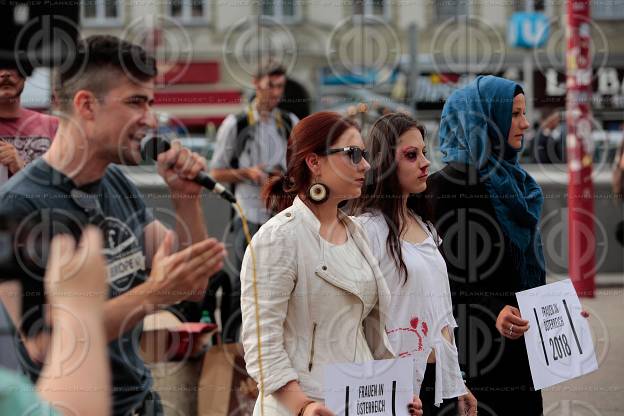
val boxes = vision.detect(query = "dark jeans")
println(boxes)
[203,218,262,344]
[420,363,458,416]
[202,270,240,343]
[232,218,263,275]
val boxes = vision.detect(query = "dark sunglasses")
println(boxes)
[324,146,369,164]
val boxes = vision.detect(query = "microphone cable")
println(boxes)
[233,201,265,416]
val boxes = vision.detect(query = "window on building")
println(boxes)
[353,0,389,19]
[512,0,547,11]
[167,0,210,23]
[592,0,624,20]
[435,0,469,21]
[261,0,302,23]
[81,0,123,26]
[515,0,559,15]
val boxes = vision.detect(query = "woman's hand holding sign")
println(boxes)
[496,305,530,340]
[497,304,589,341]
[407,395,423,416]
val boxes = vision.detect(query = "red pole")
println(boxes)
[566,0,595,297]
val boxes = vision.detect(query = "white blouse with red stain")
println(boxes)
[358,212,466,406]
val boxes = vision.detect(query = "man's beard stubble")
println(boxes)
[0,81,25,102]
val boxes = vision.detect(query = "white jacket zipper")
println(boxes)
[308,322,317,371]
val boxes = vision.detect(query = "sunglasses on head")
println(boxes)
[324,146,369,164]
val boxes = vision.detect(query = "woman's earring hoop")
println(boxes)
[307,182,329,204]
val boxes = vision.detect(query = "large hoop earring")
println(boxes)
[307,181,329,204]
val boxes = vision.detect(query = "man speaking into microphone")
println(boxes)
[0,35,226,416]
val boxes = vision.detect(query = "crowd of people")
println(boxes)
[239,76,548,416]
[0,34,601,416]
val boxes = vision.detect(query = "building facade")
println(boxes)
[73,0,624,131]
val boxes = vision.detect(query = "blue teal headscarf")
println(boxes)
[439,75,545,289]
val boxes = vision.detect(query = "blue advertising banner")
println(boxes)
[508,12,550,48]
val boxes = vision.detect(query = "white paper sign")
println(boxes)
[324,359,413,416]
[516,279,598,390]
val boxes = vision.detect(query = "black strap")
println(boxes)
[278,108,294,141]
[227,109,294,227]
[229,109,293,169]
[230,112,251,170]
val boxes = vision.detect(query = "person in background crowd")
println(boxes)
[0,62,59,337]
[241,111,423,416]
[209,62,298,342]
[351,113,477,415]
[0,35,226,416]
[0,64,58,184]
[0,228,110,416]
[533,109,565,164]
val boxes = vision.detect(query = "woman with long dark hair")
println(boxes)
[240,111,423,416]
[350,113,477,415]
[424,75,545,415]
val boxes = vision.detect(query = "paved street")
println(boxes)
[542,284,624,416]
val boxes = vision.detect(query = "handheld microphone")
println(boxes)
[140,134,237,204]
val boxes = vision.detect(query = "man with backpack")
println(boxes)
[209,63,298,341]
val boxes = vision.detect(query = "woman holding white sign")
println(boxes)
[240,112,423,416]
[424,76,545,415]
[350,113,477,416]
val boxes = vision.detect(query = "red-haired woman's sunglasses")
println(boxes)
[324,146,369,164]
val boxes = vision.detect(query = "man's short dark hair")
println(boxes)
[53,35,157,112]
[254,62,286,79]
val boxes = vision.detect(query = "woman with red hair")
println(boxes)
[240,111,423,416]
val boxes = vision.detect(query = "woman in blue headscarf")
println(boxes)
[418,75,545,415]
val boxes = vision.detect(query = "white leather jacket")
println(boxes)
[240,197,395,414]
